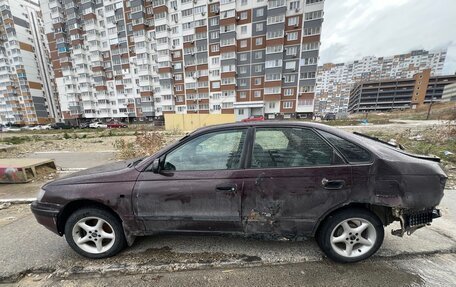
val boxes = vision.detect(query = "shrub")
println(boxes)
[114,131,166,159]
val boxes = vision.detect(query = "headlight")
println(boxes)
[37,188,46,202]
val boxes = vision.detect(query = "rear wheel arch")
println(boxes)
[313,202,394,237]
[57,200,123,235]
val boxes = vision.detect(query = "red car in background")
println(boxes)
[241,115,264,122]
[107,121,128,128]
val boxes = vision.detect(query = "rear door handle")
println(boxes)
[321,178,345,190]
[215,183,237,192]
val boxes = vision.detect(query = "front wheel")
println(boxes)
[64,207,126,259]
[316,208,384,263]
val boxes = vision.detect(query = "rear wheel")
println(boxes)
[64,207,126,259]
[316,208,384,263]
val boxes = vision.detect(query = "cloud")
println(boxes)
[319,0,456,74]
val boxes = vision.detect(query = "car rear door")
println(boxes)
[133,128,248,233]
[241,126,352,237]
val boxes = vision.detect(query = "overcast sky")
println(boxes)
[319,0,456,74]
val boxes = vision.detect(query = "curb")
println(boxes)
[0,198,36,204]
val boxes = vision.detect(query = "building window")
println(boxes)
[290,1,300,10]
[240,92,247,98]
[240,11,248,20]
[283,101,293,109]
[284,75,296,83]
[254,51,263,59]
[288,16,299,26]
[211,44,219,52]
[286,46,298,56]
[305,10,323,20]
[239,66,248,74]
[265,87,281,94]
[239,79,248,87]
[255,37,263,46]
[285,61,296,70]
[284,88,294,96]
[212,81,220,89]
[256,8,264,17]
[254,90,262,98]
[254,64,263,73]
[240,53,248,61]
[241,25,248,34]
[240,40,248,48]
[210,31,220,40]
[210,17,219,26]
[269,102,276,109]
[238,108,244,114]
[254,78,262,85]
[256,23,264,32]
[287,32,298,41]
[267,15,285,25]
[266,73,282,81]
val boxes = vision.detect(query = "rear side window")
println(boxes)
[251,127,334,168]
[318,130,371,163]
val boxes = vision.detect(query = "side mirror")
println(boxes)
[151,158,161,173]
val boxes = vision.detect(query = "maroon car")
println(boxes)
[107,121,128,128]
[241,115,264,122]
[31,122,446,262]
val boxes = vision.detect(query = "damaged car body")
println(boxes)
[31,122,447,263]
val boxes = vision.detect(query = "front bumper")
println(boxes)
[30,201,62,235]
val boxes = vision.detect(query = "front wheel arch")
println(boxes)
[57,200,123,236]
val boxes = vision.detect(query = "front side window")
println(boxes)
[251,128,334,168]
[318,130,372,163]
[163,130,247,171]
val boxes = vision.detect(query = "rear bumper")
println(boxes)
[404,208,441,228]
[391,208,441,237]
[30,201,62,235]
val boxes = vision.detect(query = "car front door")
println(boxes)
[241,126,353,237]
[133,128,248,233]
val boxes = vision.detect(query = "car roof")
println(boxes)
[192,121,332,133]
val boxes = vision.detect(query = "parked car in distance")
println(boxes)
[241,115,264,122]
[51,122,72,129]
[31,122,446,263]
[79,122,90,129]
[89,122,108,129]
[40,124,52,130]
[22,125,41,131]
[324,113,337,121]
[107,121,128,128]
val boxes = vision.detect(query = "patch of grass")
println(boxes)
[365,123,456,164]
[0,136,40,145]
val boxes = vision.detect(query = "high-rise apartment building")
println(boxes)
[314,49,447,115]
[0,0,59,125]
[40,0,324,124]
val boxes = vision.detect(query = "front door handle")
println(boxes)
[215,183,237,192]
[321,178,345,190]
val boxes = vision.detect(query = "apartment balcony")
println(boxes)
[79,85,92,93]
[76,67,90,74]
[65,86,78,93]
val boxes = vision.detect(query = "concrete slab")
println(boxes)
[0,158,56,183]
[28,151,117,169]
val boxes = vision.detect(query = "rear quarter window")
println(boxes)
[318,130,372,163]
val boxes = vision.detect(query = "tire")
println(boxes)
[316,208,384,263]
[64,207,126,259]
